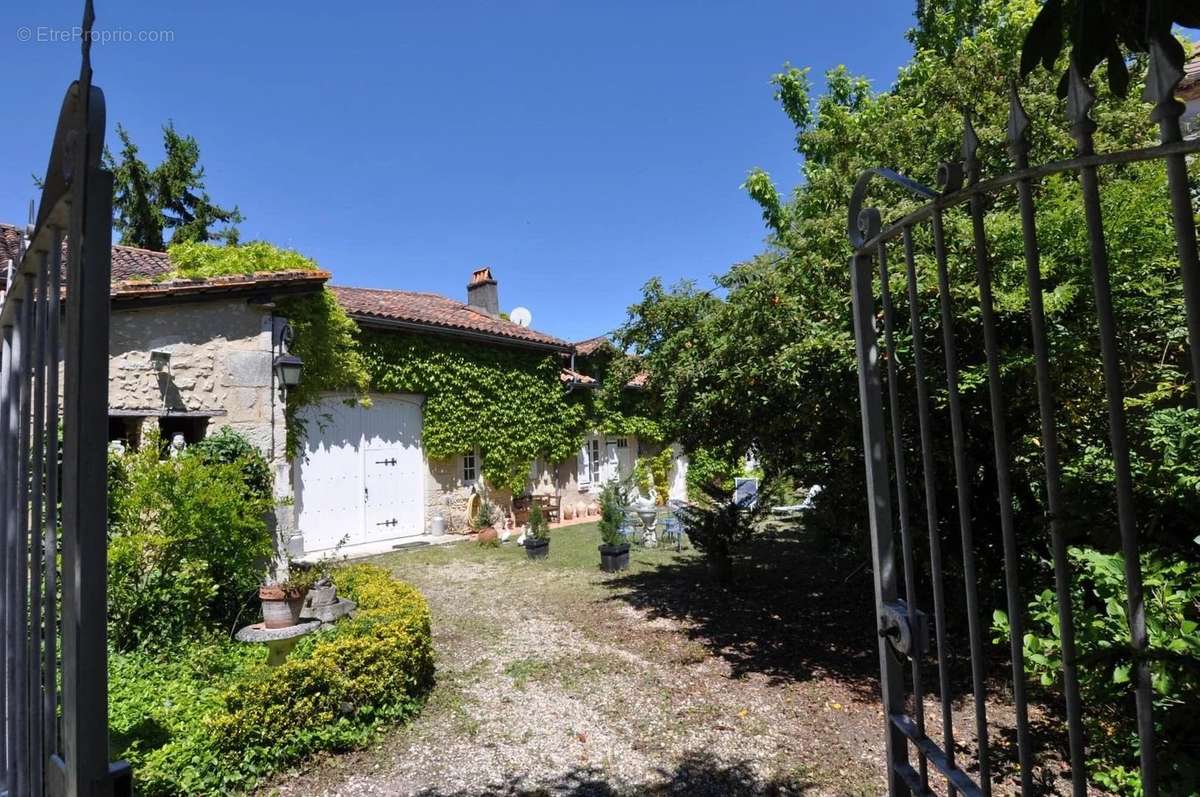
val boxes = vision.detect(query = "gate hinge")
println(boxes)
[878,599,929,660]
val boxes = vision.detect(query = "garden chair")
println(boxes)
[659,512,685,552]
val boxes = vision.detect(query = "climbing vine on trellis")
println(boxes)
[360,331,588,493]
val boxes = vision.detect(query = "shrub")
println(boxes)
[526,503,549,543]
[107,431,274,650]
[188,426,273,499]
[597,481,625,547]
[678,479,772,583]
[995,549,1200,794]
[473,499,497,530]
[632,448,673,505]
[685,445,740,501]
[111,564,435,796]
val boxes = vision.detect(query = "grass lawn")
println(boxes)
[389,521,687,573]
[262,521,1041,796]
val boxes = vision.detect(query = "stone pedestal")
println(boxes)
[235,620,321,666]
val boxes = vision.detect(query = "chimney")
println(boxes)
[466,267,499,315]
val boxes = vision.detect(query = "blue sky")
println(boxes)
[1,1,914,342]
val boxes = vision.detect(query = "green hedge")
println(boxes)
[110,564,435,796]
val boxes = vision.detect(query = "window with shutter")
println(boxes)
[589,437,602,486]
[577,443,590,489]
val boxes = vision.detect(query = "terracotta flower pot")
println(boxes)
[259,585,306,629]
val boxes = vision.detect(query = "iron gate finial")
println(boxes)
[1006,85,1031,161]
[1065,60,1097,151]
[1143,35,1185,125]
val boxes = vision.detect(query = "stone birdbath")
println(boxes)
[235,620,322,666]
[630,497,659,548]
[235,583,357,666]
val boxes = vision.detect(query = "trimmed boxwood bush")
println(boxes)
[110,564,435,796]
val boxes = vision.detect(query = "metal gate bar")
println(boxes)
[876,241,930,792]
[964,116,1034,794]
[848,43,1199,797]
[1066,65,1156,796]
[0,3,130,795]
[931,205,991,794]
[900,225,958,795]
[1008,87,1086,797]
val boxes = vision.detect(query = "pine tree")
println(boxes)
[104,122,243,250]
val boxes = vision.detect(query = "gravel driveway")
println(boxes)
[260,522,1054,797]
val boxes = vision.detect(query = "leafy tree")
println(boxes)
[912,0,985,57]
[104,122,243,250]
[619,1,1197,787]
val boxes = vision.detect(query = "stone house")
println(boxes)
[299,272,686,557]
[0,225,686,558]
[1183,46,1200,136]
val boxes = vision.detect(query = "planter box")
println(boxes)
[524,539,550,560]
[598,543,630,573]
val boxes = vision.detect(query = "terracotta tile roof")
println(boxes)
[331,285,570,351]
[560,367,596,385]
[573,335,613,356]
[112,271,328,301]
[626,370,649,389]
[0,225,19,266]
[1183,46,1200,99]
[111,243,173,281]
[0,222,327,300]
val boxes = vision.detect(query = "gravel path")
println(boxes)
[260,525,1068,796]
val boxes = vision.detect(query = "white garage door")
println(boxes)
[295,393,425,554]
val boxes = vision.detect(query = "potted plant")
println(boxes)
[305,535,349,609]
[524,503,550,560]
[260,563,319,629]
[473,497,497,530]
[597,482,629,572]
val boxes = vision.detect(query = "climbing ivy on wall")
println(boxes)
[573,345,665,444]
[585,388,664,443]
[277,289,371,457]
[359,331,588,494]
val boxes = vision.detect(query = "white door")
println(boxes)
[295,393,424,553]
[294,396,364,552]
[362,396,424,542]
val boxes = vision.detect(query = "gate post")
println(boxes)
[849,244,909,797]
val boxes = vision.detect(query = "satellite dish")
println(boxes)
[510,307,532,327]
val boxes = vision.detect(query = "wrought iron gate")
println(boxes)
[1,3,129,796]
[849,43,1197,797]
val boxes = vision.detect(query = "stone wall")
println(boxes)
[423,455,514,534]
[109,299,284,462]
[109,299,295,553]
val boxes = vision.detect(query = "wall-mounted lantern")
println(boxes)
[273,353,304,393]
